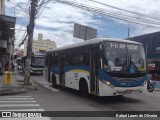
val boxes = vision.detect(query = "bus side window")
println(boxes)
[74,46,89,66]
[65,48,76,66]
[50,52,59,66]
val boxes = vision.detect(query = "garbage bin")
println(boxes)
[4,71,12,85]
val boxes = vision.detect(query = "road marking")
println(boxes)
[2,96,31,98]
[0,101,36,103]
[0,98,33,100]
[0,95,48,119]
[0,109,45,111]
[0,104,40,107]
[43,85,59,92]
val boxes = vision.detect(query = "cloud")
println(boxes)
[5,0,160,48]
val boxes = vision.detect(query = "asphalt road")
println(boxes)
[2,73,160,120]
[25,74,160,120]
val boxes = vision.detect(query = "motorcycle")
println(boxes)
[147,80,154,92]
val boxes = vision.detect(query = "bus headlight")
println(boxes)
[106,81,111,85]
[102,80,114,88]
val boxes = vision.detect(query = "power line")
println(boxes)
[85,0,160,25]
[42,0,160,25]
[49,0,160,28]
[12,0,30,46]
[36,0,49,19]
[87,0,160,22]
[9,0,29,14]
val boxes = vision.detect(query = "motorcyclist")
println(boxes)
[147,79,154,92]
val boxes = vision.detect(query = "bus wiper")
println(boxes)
[122,53,129,73]
[128,53,139,73]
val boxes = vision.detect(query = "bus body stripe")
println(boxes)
[50,65,147,87]
[68,69,89,74]
[98,69,147,87]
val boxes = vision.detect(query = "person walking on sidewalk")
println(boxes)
[11,62,14,71]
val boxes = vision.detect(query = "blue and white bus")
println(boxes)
[45,38,147,96]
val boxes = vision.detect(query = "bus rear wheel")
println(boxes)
[79,79,88,96]
[52,75,57,88]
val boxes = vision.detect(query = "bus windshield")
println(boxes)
[31,57,45,67]
[104,41,146,76]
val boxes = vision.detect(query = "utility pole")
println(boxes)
[24,0,38,85]
[127,23,130,38]
[128,27,130,38]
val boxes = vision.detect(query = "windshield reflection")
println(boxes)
[104,41,146,74]
[31,57,45,66]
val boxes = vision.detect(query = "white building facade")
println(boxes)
[24,33,57,55]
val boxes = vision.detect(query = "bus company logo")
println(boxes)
[1,112,11,117]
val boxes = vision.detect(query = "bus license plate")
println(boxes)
[125,90,133,93]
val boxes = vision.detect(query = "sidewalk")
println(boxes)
[0,71,38,95]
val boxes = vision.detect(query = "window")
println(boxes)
[64,48,76,65]
[76,46,90,66]
[51,52,59,66]
[66,46,90,66]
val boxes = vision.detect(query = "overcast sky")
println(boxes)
[5,0,160,48]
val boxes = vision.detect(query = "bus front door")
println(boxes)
[90,46,99,95]
[59,53,65,86]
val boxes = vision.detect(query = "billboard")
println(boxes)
[73,23,97,40]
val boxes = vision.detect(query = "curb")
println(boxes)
[0,88,27,96]
[0,72,40,96]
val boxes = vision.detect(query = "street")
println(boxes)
[1,73,160,120]
[30,74,160,111]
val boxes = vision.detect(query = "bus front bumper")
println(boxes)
[30,69,44,74]
[99,81,147,96]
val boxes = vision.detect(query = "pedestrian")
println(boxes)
[12,62,14,71]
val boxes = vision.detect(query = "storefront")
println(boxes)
[0,15,16,65]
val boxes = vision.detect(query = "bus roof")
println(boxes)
[46,38,142,53]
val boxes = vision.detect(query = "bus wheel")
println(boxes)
[52,75,57,88]
[79,79,88,96]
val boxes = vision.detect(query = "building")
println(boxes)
[32,33,57,53]
[0,0,16,66]
[16,49,24,57]
[128,31,160,59]
[128,31,160,75]
[0,0,5,15]
[24,33,57,56]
